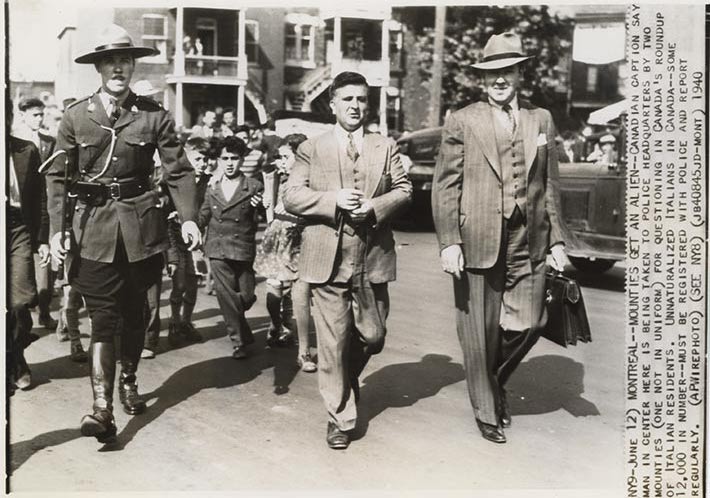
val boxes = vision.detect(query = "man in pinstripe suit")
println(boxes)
[432,33,569,443]
[284,72,412,449]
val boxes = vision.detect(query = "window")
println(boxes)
[586,65,598,93]
[141,14,168,63]
[245,20,259,64]
[389,27,403,71]
[285,22,315,65]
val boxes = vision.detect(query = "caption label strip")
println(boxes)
[625,4,706,497]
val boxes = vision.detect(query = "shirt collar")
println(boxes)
[488,94,519,113]
[334,123,364,151]
[98,90,128,111]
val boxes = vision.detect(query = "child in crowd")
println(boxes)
[254,134,316,372]
[198,136,263,359]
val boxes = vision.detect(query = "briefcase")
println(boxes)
[542,270,592,347]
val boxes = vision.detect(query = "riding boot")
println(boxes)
[118,329,147,415]
[80,342,117,443]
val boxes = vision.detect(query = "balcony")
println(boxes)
[333,59,389,87]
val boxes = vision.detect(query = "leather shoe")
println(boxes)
[39,314,58,330]
[70,343,89,363]
[180,322,202,342]
[476,419,506,444]
[232,347,248,360]
[80,409,117,444]
[499,390,511,428]
[326,421,350,450]
[119,381,146,415]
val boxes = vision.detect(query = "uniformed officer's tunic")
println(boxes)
[46,90,197,344]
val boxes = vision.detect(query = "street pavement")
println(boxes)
[7,225,626,496]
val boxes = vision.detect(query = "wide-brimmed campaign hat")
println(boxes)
[75,24,159,64]
[133,80,161,97]
[471,32,533,70]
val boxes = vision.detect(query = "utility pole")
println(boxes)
[428,5,446,128]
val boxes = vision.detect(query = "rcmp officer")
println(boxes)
[48,24,201,444]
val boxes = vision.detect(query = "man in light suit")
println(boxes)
[432,32,569,444]
[284,71,412,449]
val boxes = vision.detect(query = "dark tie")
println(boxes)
[346,133,359,163]
[502,104,516,136]
[108,97,121,125]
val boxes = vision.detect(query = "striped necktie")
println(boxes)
[346,133,359,163]
[108,97,121,125]
[502,104,516,136]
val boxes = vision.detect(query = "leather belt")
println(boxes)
[72,178,151,205]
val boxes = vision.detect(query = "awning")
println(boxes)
[572,23,625,65]
[587,99,627,125]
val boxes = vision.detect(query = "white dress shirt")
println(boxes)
[333,124,364,156]
[220,174,242,202]
[488,95,519,134]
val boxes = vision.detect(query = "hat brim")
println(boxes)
[472,55,533,71]
[75,46,159,64]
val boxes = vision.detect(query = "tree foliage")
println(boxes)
[415,6,574,112]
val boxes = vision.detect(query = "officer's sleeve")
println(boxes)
[45,111,77,238]
[156,110,197,224]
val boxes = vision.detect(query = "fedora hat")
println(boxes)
[471,32,533,70]
[75,24,159,64]
[133,80,161,97]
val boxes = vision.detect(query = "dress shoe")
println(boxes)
[499,390,511,428]
[141,348,156,359]
[476,419,506,444]
[265,326,280,348]
[16,369,32,390]
[38,314,58,330]
[326,421,350,450]
[180,322,202,342]
[232,347,248,360]
[80,409,117,444]
[297,353,317,373]
[70,343,89,363]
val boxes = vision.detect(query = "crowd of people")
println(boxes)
[8,24,573,451]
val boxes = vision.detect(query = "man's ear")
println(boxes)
[329,99,336,115]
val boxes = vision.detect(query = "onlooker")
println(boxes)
[254,133,317,372]
[191,109,217,139]
[234,124,264,178]
[220,107,236,137]
[557,130,583,163]
[17,97,58,330]
[198,136,263,359]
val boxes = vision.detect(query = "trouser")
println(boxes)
[169,248,197,323]
[210,258,256,348]
[34,253,56,319]
[143,278,163,350]
[453,208,547,426]
[7,225,38,388]
[310,280,389,431]
[57,285,85,344]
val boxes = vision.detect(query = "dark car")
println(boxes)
[396,126,625,273]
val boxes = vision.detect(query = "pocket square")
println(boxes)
[537,133,548,146]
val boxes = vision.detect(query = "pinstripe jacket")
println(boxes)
[432,100,567,268]
[283,130,412,284]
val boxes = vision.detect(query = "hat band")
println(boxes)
[94,42,134,52]
[482,51,526,63]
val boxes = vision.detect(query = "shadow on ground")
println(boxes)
[507,354,600,418]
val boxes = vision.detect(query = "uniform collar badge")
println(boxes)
[131,105,138,114]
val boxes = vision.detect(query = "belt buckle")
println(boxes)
[108,182,121,200]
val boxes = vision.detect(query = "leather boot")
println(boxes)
[119,327,147,415]
[80,342,117,443]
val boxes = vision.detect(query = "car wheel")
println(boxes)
[568,256,616,274]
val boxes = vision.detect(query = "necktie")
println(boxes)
[346,133,359,163]
[502,104,516,136]
[108,97,121,125]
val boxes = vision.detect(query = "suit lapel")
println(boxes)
[473,105,501,180]
[519,106,539,173]
[363,134,385,198]
[113,92,139,131]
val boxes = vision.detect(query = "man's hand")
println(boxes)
[49,232,71,262]
[166,263,177,277]
[349,200,373,224]
[336,188,364,211]
[274,202,287,216]
[549,243,568,272]
[250,192,263,207]
[38,244,51,267]
[181,221,202,251]
[440,244,464,279]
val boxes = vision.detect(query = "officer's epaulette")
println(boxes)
[135,95,163,110]
[66,94,93,110]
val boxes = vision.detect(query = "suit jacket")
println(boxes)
[8,136,49,250]
[46,90,197,266]
[37,131,56,164]
[198,174,264,262]
[432,100,568,269]
[283,130,412,284]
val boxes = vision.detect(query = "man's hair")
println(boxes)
[220,135,249,157]
[280,133,308,152]
[185,136,210,154]
[233,124,251,136]
[329,71,368,99]
[222,106,236,115]
[19,97,45,111]
[561,130,576,141]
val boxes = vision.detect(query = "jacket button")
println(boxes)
[112,157,118,162]
[497,208,502,214]
[218,219,222,223]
